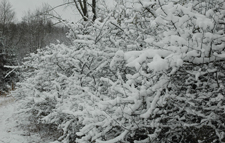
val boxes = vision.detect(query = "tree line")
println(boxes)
[0,0,70,94]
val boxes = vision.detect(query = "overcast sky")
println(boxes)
[8,0,80,22]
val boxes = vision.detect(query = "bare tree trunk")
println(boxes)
[82,0,88,21]
[73,0,96,22]
[73,0,84,18]
[92,0,96,21]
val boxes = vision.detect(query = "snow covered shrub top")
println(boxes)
[13,0,225,143]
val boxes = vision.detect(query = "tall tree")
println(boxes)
[21,5,53,52]
[0,0,15,35]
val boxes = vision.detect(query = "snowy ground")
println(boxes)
[0,96,42,143]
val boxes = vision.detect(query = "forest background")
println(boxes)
[0,0,71,94]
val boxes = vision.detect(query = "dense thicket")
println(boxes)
[13,0,225,143]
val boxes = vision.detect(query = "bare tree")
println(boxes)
[0,0,15,35]
[71,0,97,21]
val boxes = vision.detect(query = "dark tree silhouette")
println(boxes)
[73,0,97,21]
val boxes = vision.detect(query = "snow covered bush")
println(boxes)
[13,0,225,142]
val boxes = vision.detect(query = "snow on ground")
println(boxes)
[0,96,42,143]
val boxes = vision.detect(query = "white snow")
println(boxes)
[0,96,43,143]
[140,90,161,118]
[214,52,225,58]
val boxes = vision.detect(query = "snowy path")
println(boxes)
[0,97,41,143]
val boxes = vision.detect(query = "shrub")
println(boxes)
[13,0,225,142]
